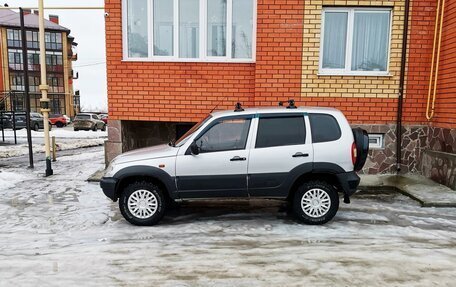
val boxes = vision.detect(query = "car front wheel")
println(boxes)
[293,180,339,225]
[119,181,167,226]
[33,123,39,131]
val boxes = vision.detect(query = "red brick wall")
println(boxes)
[434,0,456,128]
[403,0,437,125]
[254,0,305,106]
[105,0,447,126]
[105,0,255,123]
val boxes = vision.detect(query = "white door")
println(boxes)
[176,116,254,198]
[247,114,314,197]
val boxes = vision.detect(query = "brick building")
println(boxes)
[0,9,79,117]
[105,0,456,189]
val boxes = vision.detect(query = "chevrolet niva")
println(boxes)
[101,102,369,226]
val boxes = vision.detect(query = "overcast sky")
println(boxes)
[6,0,107,111]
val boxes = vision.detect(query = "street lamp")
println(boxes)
[38,0,53,176]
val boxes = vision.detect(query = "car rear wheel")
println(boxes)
[293,180,339,225]
[33,123,39,131]
[101,124,106,131]
[92,125,97,132]
[119,181,167,226]
[56,121,64,128]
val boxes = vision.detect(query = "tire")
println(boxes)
[292,180,339,225]
[352,128,369,171]
[33,123,39,131]
[56,121,64,128]
[101,124,106,132]
[74,128,79,131]
[92,125,97,132]
[119,181,167,226]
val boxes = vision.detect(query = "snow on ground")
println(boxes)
[1,146,456,286]
[0,126,106,158]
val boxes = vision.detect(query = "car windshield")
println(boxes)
[174,115,212,147]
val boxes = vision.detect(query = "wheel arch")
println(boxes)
[286,162,346,201]
[113,165,178,200]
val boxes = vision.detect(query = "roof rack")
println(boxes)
[234,102,244,112]
[286,99,297,109]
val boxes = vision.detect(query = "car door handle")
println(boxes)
[292,152,309,158]
[230,156,246,161]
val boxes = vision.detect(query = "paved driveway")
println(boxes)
[1,146,455,286]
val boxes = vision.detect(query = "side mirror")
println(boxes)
[190,141,200,155]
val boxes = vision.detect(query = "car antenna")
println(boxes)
[210,94,230,113]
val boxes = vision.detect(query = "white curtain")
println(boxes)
[351,12,390,71]
[322,12,348,69]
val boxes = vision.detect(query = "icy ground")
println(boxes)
[0,127,106,158]
[0,146,456,286]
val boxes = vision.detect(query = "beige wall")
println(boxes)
[301,0,406,99]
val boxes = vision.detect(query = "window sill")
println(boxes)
[122,58,256,64]
[317,72,392,77]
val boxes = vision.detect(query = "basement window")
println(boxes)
[319,7,392,76]
[368,134,384,149]
[123,0,256,62]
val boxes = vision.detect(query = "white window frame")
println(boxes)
[368,133,384,149]
[319,7,393,76]
[122,0,257,63]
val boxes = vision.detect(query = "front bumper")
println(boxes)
[100,177,118,201]
[336,172,360,196]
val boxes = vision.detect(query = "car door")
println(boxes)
[247,113,313,197]
[175,115,254,198]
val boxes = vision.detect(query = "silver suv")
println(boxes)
[101,103,368,226]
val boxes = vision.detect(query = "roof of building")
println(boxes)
[0,9,70,32]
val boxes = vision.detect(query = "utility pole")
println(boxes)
[19,8,34,169]
[38,0,52,176]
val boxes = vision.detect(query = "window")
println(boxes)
[179,0,199,58]
[320,8,391,75]
[232,0,253,59]
[10,74,25,91]
[196,117,251,153]
[8,50,23,70]
[127,0,149,57]
[207,0,227,57]
[124,0,256,61]
[48,74,64,93]
[368,134,384,149]
[29,75,41,92]
[154,0,174,56]
[309,114,341,143]
[76,114,91,120]
[7,29,21,47]
[256,116,306,148]
[26,31,39,49]
[45,32,63,50]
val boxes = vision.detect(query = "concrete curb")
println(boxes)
[359,174,456,208]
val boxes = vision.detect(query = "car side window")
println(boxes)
[309,114,341,143]
[255,116,306,148]
[195,118,251,153]
[92,115,99,120]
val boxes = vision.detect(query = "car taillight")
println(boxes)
[351,142,357,166]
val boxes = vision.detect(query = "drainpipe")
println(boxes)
[396,0,411,173]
